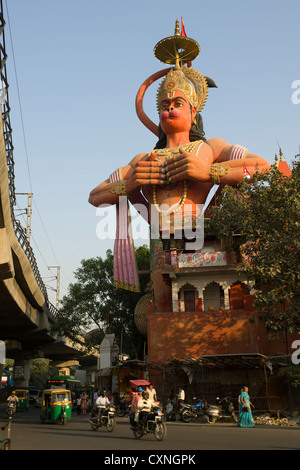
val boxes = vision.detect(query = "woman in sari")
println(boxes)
[237,386,255,428]
[81,392,88,415]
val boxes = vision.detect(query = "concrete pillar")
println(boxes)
[171,280,179,312]
[14,361,31,388]
[223,287,230,310]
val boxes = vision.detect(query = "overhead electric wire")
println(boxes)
[4,0,71,296]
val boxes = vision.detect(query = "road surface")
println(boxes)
[1,405,299,456]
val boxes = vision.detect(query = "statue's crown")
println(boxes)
[154,21,208,113]
[156,66,208,112]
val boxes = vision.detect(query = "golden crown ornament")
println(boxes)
[135,19,214,136]
[156,66,208,112]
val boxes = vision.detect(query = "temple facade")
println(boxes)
[137,157,300,411]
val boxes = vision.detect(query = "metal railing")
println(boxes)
[0,2,58,317]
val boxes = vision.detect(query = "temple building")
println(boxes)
[134,155,300,412]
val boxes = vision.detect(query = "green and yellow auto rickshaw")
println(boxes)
[40,389,72,425]
[15,389,29,411]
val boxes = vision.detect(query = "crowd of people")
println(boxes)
[10,380,254,429]
[126,383,256,429]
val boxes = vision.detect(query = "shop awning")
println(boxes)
[149,353,269,370]
[99,367,112,376]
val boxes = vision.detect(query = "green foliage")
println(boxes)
[29,359,58,389]
[51,245,150,359]
[285,365,300,388]
[208,157,300,334]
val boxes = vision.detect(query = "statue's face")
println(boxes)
[159,90,196,135]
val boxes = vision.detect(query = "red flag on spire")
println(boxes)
[181,17,187,37]
[181,17,192,68]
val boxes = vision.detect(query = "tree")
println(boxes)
[29,359,58,389]
[208,157,300,334]
[285,364,300,388]
[51,245,150,359]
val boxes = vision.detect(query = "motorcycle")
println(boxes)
[5,402,16,418]
[89,406,116,432]
[132,406,167,441]
[180,398,209,423]
[115,397,131,417]
[206,397,238,424]
[164,399,194,422]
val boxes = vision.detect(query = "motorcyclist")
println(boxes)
[7,391,19,406]
[6,391,19,414]
[95,389,110,418]
[130,386,143,427]
[137,390,156,432]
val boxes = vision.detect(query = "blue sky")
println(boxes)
[4,0,300,306]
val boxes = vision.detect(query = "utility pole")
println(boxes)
[48,266,61,310]
[15,192,33,243]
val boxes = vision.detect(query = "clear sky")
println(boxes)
[4,0,300,306]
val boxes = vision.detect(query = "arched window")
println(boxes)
[203,282,224,311]
[180,283,197,312]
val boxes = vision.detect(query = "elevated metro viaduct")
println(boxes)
[0,3,87,388]
[0,111,81,385]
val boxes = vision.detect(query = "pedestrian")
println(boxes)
[237,386,255,428]
[81,391,88,415]
[177,387,185,409]
[93,389,99,411]
[76,393,81,415]
[146,383,157,402]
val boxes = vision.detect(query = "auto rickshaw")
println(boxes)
[15,389,29,412]
[40,389,72,425]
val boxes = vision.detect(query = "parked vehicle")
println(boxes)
[180,398,209,423]
[132,406,167,441]
[40,389,72,425]
[34,392,42,408]
[89,406,116,432]
[29,389,40,404]
[115,395,131,417]
[15,390,29,411]
[206,397,238,424]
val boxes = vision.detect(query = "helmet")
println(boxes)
[142,391,149,399]
[100,389,106,396]
[137,386,143,392]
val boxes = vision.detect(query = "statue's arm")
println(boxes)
[206,137,271,185]
[164,138,270,186]
[88,153,147,207]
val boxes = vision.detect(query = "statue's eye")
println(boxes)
[174,100,184,107]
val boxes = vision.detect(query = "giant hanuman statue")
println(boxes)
[89,21,270,314]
